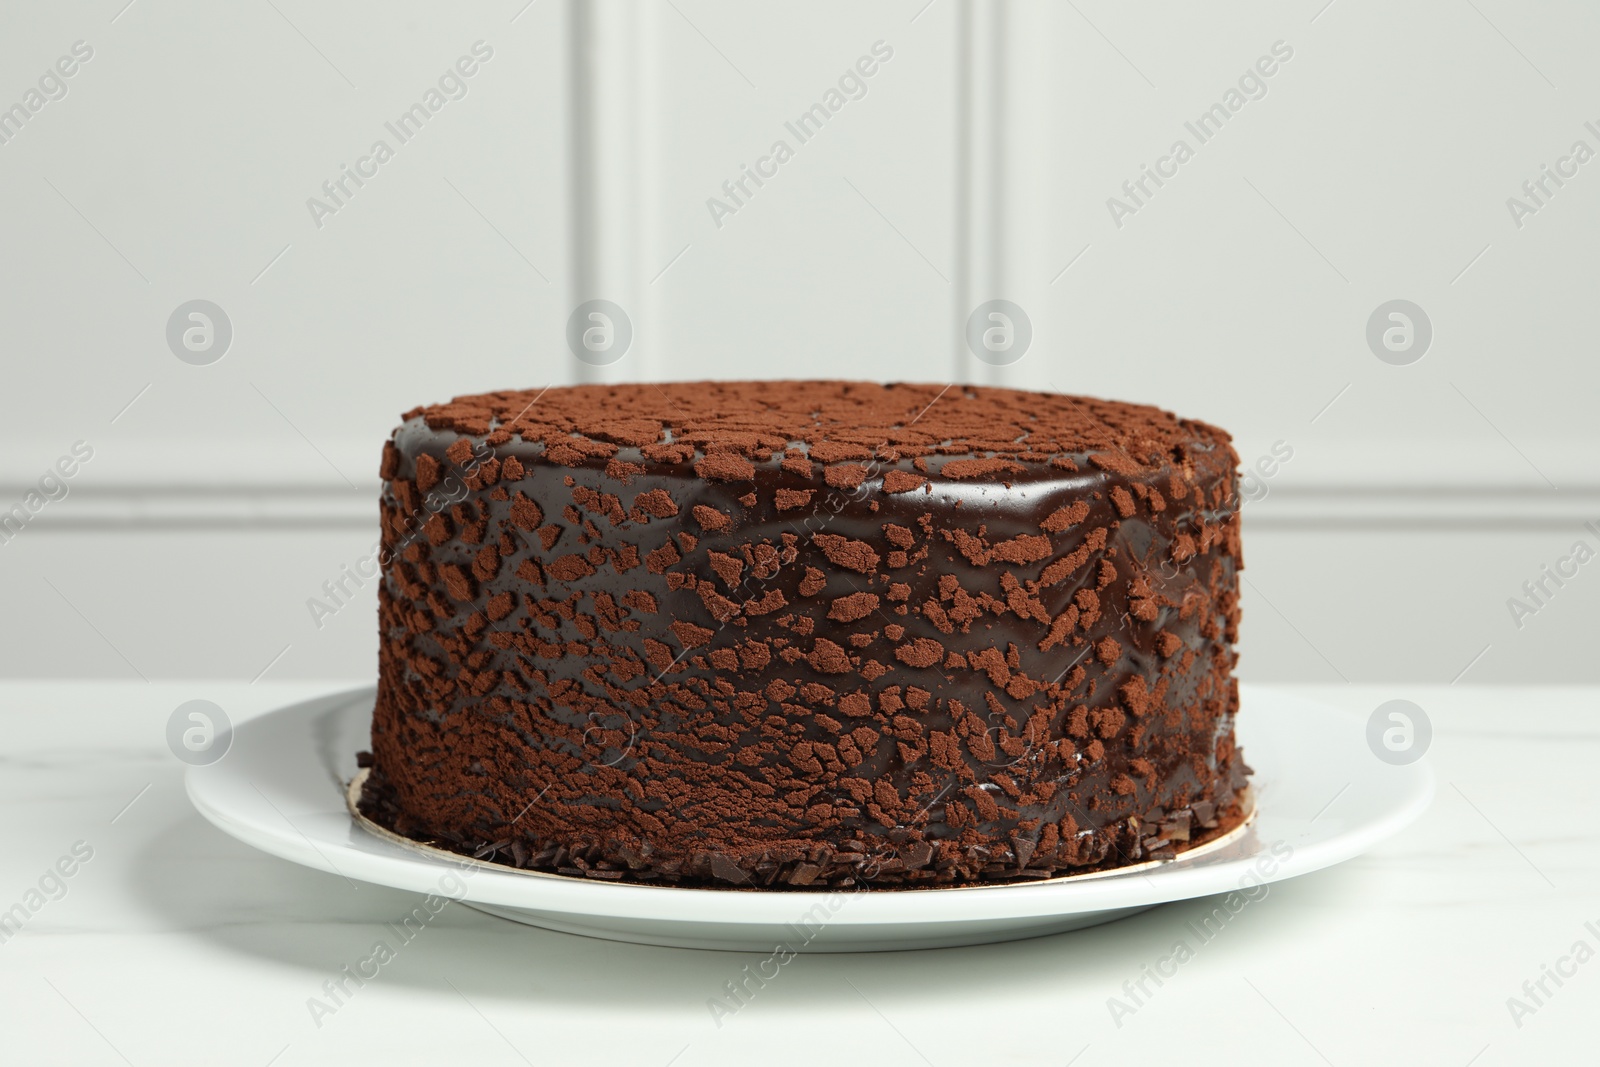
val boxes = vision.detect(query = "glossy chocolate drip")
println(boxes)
[361,381,1247,888]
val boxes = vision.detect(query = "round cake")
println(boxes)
[358,381,1249,888]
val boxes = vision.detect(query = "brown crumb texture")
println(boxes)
[368,381,1247,889]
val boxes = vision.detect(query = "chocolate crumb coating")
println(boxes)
[361,381,1249,889]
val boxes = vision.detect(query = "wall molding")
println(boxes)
[5,436,1591,531]
[5,482,1596,532]
[1241,486,1600,530]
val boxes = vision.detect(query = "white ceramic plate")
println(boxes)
[186,686,1432,952]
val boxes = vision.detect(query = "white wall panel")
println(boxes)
[2,1,1595,681]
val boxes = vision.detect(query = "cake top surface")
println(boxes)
[403,381,1229,480]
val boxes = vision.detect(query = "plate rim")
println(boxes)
[186,684,1435,926]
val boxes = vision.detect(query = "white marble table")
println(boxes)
[1,681,1594,1066]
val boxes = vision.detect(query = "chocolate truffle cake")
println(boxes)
[359,381,1248,888]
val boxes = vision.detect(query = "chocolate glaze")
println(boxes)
[361,382,1248,888]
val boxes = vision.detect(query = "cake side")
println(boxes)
[362,381,1246,887]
